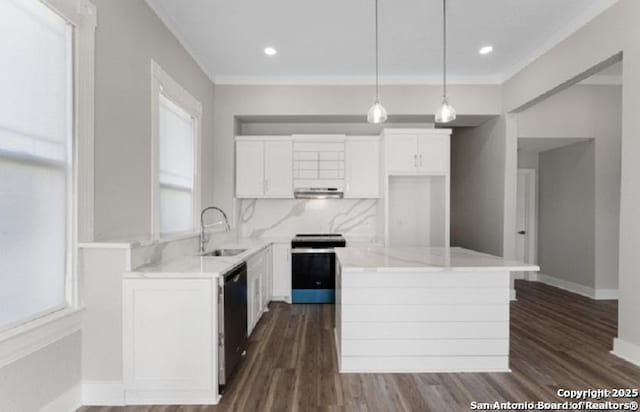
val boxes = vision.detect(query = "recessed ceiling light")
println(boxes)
[479,45,494,55]
[264,47,277,56]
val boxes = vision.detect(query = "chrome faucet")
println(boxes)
[200,206,231,253]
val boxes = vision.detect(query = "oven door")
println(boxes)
[291,248,335,303]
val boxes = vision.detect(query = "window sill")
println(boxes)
[0,307,84,369]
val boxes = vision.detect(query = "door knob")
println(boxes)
[517,230,526,235]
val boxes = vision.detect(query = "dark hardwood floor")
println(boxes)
[80,280,640,411]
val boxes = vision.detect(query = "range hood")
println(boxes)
[294,188,344,199]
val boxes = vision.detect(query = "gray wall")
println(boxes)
[501,0,640,351]
[517,85,621,291]
[0,1,217,410]
[538,142,596,287]
[93,0,216,240]
[517,151,539,170]
[450,117,506,256]
[0,333,81,412]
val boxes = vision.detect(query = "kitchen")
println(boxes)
[116,127,538,404]
[1,0,640,411]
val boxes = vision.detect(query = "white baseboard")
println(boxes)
[124,389,220,405]
[612,338,640,367]
[510,289,517,301]
[533,273,618,300]
[593,288,619,299]
[40,384,81,412]
[81,381,124,406]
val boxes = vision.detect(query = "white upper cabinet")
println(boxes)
[417,134,450,174]
[235,137,293,198]
[386,135,419,173]
[384,129,451,174]
[345,137,380,198]
[265,140,293,197]
[236,140,265,197]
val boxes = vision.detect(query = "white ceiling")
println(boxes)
[145,0,618,85]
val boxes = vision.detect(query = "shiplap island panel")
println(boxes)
[334,246,539,373]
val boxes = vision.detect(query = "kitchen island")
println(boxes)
[334,246,539,373]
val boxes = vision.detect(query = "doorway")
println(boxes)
[515,169,537,280]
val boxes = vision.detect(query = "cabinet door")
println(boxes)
[417,134,450,173]
[265,140,293,197]
[246,267,256,334]
[345,138,380,198]
[123,279,215,391]
[250,274,261,333]
[260,249,271,313]
[386,135,418,173]
[271,243,291,302]
[262,248,273,310]
[236,140,265,197]
[247,250,267,334]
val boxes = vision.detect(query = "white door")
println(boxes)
[345,137,380,198]
[236,140,265,197]
[386,135,417,173]
[265,140,293,197]
[417,135,450,174]
[515,169,537,279]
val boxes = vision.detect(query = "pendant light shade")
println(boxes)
[435,97,456,123]
[435,0,456,123]
[367,0,387,124]
[367,100,388,124]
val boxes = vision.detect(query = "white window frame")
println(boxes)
[150,60,202,238]
[0,0,96,368]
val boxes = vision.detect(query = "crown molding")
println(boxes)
[213,74,503,86]
[144,0,217,85]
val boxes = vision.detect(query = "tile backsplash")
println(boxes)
[236,198,378,239]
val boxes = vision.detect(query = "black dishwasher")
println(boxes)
[218,262,247,387]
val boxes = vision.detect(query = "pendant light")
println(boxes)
[435,0,456,123]
[367,0,387,124]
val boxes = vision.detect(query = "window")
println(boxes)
[0,0,73,329]
[158,95,196,234]
[151,62,202,236]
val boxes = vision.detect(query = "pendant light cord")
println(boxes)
[375,0,380,101]
[442,0,447,99]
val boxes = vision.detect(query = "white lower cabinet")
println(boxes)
[271,243,291,302]
[122,245,283,405]
[123,278,219,405]
[262,247,273,313]
[246,248,270,334]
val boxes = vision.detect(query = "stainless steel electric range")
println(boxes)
[291,234,346,304]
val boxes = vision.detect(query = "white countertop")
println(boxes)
[125,238,273,278]
[335,246,540,272]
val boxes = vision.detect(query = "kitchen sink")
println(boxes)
[201,248,247,257]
